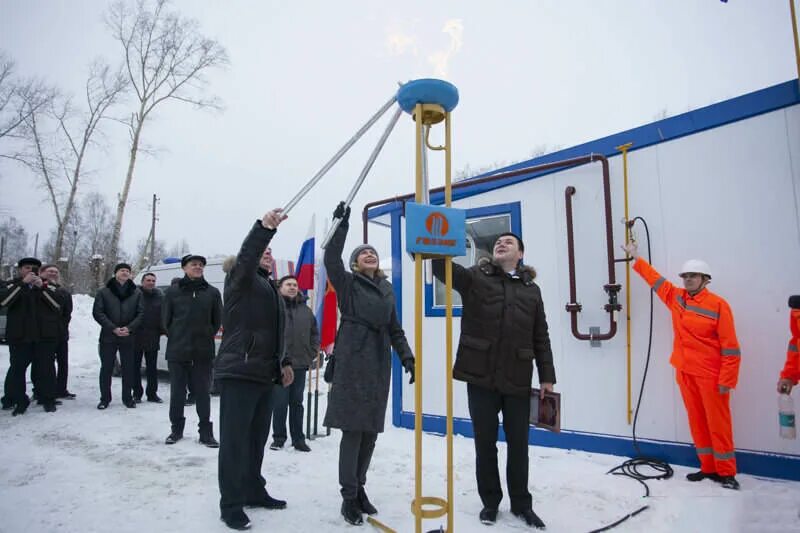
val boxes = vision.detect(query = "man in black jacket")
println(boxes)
[432,232,555,530]
[163,254,222,447]
[270,275,320,452]
[0,257,62,414]
[215,209,294,531]
[40,264,75,400]
[92,263,144,410]
[134,272,163,403]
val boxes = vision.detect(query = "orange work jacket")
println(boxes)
[633,258,742,389]
[779,309,800,383]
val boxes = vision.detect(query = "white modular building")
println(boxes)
[366,80,800,480]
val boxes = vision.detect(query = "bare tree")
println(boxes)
[166,238,190,258]
[0,216,29,274]
[12,62,126,264]
[454,144,565,182]
[105,0,228,272]
[133,235,167,272]
[81,192,116,258]
[51,62,128,262]
[0,51,54,148]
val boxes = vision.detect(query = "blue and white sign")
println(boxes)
[405,203,466,257]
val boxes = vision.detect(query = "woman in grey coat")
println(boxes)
[324,202,415,526]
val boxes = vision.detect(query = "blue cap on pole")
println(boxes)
[396,79,459,114]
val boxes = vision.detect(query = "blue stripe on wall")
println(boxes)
[398,411,800,481]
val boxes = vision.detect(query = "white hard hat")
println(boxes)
[679,259,711,279]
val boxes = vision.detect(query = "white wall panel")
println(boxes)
[397,103,800,457]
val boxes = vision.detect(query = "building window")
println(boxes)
[427,202,521,315]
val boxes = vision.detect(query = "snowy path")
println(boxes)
[1,295,798,532]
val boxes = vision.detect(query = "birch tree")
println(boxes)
[0,52,54,147]
[14,62,126,263]
[105,0,228,271]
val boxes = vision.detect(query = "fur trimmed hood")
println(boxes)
[222,255,236,274]
[477,256,537,284]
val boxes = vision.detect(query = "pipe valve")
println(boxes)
[604,283,622,312]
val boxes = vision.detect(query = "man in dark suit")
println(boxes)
[162,254,222,447]
[134,272,163,403]
[92,262,144,410]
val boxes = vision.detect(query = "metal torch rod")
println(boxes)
[321,105,403,248]
[281,94,398,215]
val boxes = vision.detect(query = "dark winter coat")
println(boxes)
[432,258,556,397]
[214,221,291,385]
[283,293,320,370]
[92,279,144,344]
[0,278,65,343]
[162,276,222,362]
[52,284,73,340]
[323,221,413,433]
[135,287,163,352]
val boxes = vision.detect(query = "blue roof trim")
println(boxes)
[367,79,799,220]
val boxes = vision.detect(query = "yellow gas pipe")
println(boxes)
[409,103,452,533]
[791,0,800,87]
[616,142,633,425]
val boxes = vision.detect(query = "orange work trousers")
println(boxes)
[676,370,737,476]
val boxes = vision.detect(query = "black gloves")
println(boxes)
[403,358,415,384]
[333,201,351,223]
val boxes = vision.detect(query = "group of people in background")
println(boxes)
[1,258,73,415]
[1,206,798,531]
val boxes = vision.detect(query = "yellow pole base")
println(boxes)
[411,496,449,519]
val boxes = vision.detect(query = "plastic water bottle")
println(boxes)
[779,392,796,439]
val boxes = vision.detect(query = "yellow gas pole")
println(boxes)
[397,79,461,533]
[791,0,800,88]
[616,142,633,424]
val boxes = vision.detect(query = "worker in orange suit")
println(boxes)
[623,241,741,490]
[777,295,800,394]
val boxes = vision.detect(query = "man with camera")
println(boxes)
[39,264,75,400]
[0,257,63,415]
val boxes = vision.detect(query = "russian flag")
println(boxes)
[295,217,315,291]
[315,259,338,354]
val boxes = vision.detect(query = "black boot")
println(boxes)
[1,396,13,410]
[357,487,377,515]
[479,507,498,524]
[686,470,719,482]
[512,508,546,529]
[341,498,363,525]
[199,422,219,448]
[246,493,287,509]
[220,508,251,530]
[166,418,185,445]
[718,476,740,490]
[12,397,30,416]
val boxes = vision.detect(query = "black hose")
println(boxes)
[588,216,673,533]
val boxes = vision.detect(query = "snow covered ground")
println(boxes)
[1,295,799,533]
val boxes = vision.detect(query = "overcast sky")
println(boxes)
[0,0,796,263]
